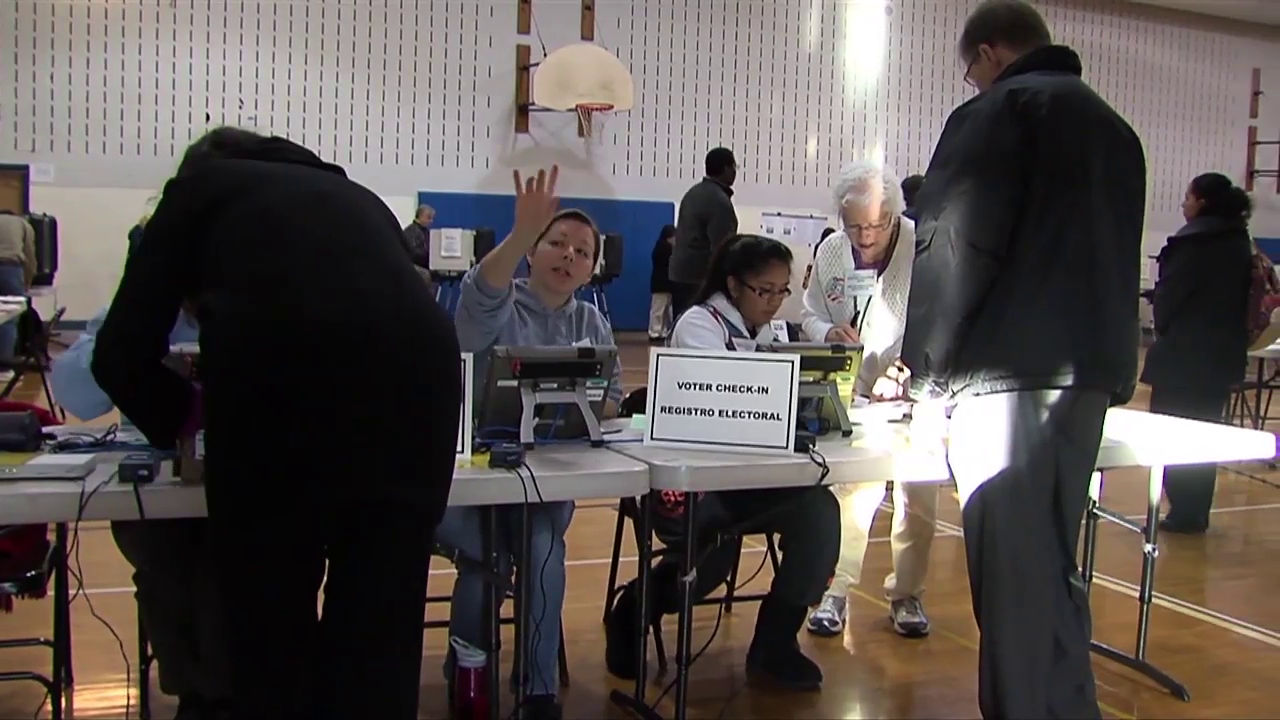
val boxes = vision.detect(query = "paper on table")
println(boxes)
[25,454,90,465]
[440,229,464,259]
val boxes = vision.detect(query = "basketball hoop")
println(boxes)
[575,102,614,141]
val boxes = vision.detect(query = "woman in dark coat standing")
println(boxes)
[90,127,462,719]
[1141,172,1254,534]
[648,224,676,341]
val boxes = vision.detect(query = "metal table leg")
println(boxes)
[514,504,531,715]
[483,507,502,720]
[671,492,698,720]
[1082,468,1190,701]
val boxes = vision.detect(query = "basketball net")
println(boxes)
[575,102,613,143]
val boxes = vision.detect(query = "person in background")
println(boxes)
[801,161,936,640]
[899,1,1146,717]
[127,214,150,254]
[89,126,461,720]
[1245,236,1280,344]
[606,235,840,692]
[900,175,925,220]
[648,224,677,342]
[51,292,229,719]
[402,204,434,269]
[441,166,622,720]
[670,147,739,318]
[401,205,439,293]
[0,211,36,362]
[1142,173,1254,534]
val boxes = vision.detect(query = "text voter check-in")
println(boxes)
[643,348,802,454]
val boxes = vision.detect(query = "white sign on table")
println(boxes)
[644,348,801,455]
[457,352,474,459]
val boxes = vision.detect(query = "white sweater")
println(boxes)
[800,218,915,395]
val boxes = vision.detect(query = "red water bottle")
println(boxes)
[451,636,489,719]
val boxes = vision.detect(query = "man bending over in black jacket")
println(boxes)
[91,127,461,720]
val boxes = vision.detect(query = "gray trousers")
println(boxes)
[111,519,230,700]
[947,389,1107,720]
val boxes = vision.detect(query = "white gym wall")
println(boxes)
[1,0,1276,322]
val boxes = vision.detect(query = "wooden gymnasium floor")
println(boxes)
[1,334,1278,719]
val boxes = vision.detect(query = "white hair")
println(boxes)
[833,160,904,217]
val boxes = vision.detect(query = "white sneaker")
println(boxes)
[889,596,931,638]
[805,594,846,637]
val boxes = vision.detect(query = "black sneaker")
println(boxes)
[745,596,822,691]
[745,639,823,691]
[173,695,206,720]
[520,694,563,720]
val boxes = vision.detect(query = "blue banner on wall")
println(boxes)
[1254,237,1280,263]
[416,190,676,332]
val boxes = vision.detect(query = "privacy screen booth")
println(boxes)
[24,213,57,287]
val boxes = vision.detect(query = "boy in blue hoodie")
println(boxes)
[438,167,621,720]
[51,303,229,720]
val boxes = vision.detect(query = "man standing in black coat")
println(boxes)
[91,127,462,720]
[670,148,738,317]
[899,2,1146,718]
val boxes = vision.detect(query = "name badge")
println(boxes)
[846,269,877,298]
[644,348,801,455]
[769,319,791,342]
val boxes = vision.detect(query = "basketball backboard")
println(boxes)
[532,43,634,113]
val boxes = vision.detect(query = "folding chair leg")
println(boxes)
[39,371,62,421]
[724,536,744,614]
[653,622,669,673]
[766,534,781,573]
[0,370,20,401]
[603,505,626,625]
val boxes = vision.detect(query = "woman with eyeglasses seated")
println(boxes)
[605,234,840,692]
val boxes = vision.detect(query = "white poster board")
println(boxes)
[760,211,829,251]
[457,352,474,459]
[644,348,801,455]
[440,228,465,259]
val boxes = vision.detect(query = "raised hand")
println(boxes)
[511,166,561,250]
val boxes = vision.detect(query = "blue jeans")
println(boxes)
[434,500,574,696]
[0,264,25,363]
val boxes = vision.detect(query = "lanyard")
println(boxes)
[703,304,750,351]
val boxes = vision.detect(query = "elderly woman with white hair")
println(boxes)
[800,160,938,639]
